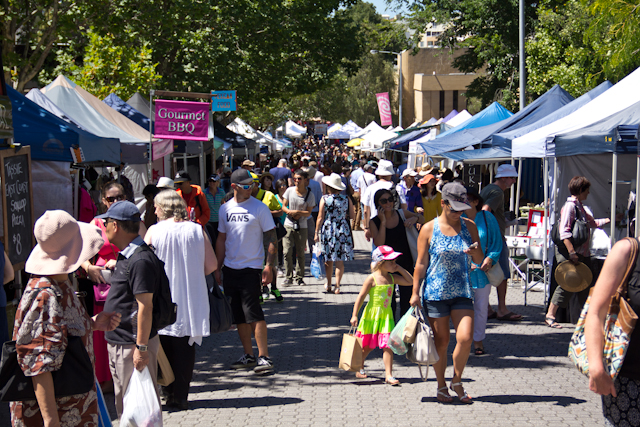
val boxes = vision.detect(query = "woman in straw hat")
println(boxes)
[11,210,121,426]
[545,176,610,329]
[315,173,355,294]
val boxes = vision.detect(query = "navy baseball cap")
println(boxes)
[231,168,254,185]
[96,201,141,222]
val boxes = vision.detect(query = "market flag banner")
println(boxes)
[211,90,237,112]
[154,100,209,141]
[152,139,174,161]
[0,96,13,140]
[376,92,393,126]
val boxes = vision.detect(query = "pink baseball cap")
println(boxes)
[372,245,402,263]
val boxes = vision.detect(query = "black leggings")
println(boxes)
[159,335,196,402]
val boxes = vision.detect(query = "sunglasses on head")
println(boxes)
[378,197,393,205]
[105,195,125,203]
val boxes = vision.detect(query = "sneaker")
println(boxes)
[297,279,306,286]
[259,295,264,304]
[271,289,284,302]
[254,356,274,374]
[277,268,286,278]
[230,354,256,369]
[282,279,293,287]
[262,286,270,301]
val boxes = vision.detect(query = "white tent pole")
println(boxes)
[611,152,618,246]
[636,155,640,237]
[550,157,558,305]
[543,157,549,294]
[509,158,516,212]
[149,90,154,182]
[515,158,522,235]
[199,141,205,187]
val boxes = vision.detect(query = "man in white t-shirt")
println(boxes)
[215,168,277,374]
[362,159,407,241]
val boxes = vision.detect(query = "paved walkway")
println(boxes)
[0,230,606,426]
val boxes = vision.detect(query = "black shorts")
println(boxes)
[222,266,265,324]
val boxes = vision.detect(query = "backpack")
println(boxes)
[126,244,177,330]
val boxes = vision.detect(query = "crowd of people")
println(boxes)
[4,134,638,427]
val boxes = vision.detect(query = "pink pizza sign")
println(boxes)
[154,100,209,141]
[376,92,393,126]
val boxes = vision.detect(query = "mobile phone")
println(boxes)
[469,242,478,249]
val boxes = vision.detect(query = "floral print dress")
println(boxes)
[423,219,474,302]
[10,277,98,427]
[319,194,354,262]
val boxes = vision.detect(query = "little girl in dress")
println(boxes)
[350,245,413,385]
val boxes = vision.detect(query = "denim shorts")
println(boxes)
[425,297,474,318]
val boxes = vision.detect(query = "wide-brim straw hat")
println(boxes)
[157,177,175,189]
[322,173,346,191]
[555,260,593,292]
[26,210,104,275]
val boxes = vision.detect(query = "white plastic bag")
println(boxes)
[120,367,162,427]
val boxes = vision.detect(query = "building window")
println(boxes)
[453,90,458,111]
[428,41,434,46]
[420,42,425,47]
[439,91,445,119]
[426,31,432,36]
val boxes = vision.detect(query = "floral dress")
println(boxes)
[423,219,473,302]
[356,276,395,349]
[10,277,98,427]
[319,194,354,262]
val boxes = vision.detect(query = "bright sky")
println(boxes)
[368,0,407,15]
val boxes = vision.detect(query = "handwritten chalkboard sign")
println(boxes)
[462,164,482,192]
[1,147,34,269]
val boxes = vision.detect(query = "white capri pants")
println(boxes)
[473,285,492,342]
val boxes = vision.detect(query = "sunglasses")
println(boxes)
[235,183,253,190]
[445,202,463,213]
[378,197,393,205]
[105,195,125,203]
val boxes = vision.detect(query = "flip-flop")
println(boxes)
[355,369,367,379]
[545,316,562,329]
[385,377,400,386]
[487,311,498,320]
[334,287,340,295]
[497,312,522,321]
[474,347,485,355]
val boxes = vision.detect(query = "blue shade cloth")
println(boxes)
[554,98,640,157]
[422,85,575,157]
[327,120,363,139]
[103,93,151,131]
[494,81,613,154]
[418,102,513,155]
[8,85,120,165]
[442,147,512,162]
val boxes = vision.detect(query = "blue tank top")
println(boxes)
[423,219,473,301]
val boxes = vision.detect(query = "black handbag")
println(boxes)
[275,220,287,241]
[0,336,94,401]
[209,283,233,334]
[551,205,589,249]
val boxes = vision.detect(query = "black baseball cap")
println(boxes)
[174,171,192,183]
[230,168,254,185]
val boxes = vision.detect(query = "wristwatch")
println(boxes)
[136,344,148,352]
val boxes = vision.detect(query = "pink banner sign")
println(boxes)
[154,100,210,141]
[376,92,393,126]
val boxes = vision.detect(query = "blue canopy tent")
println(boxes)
[103,93,151,131]
[8,85,120,165]
[426,86,574,157]
[417,103,513,155]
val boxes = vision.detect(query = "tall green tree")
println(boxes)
[43,30,161,100]
[526,0,604,98]
[394,0,543,110]
[586,0,640,83]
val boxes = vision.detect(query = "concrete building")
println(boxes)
[399,48,482,128]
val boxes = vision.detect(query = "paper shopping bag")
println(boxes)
[403,307,418,343]
[339,328,363,372]
[157,343,175,387]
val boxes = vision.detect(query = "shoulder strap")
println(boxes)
[258,189,266,202]
[618,237,639,297]
[125,244,155,278]
[398,209,406,222]
[304,189,311,203]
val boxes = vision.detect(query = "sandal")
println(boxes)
[355,369,367,379]
[474,347,485,356]
[437,386,454,403]
[450,382,472,404]
[334,286,340,295]
[385,377,400,386]
[324,284,332,293]
[545,316,562,329]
